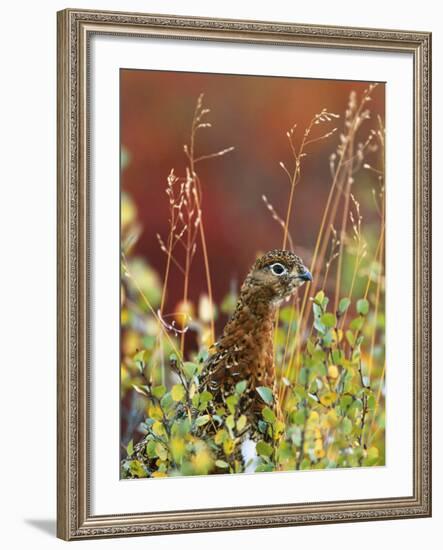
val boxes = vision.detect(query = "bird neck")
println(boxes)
[238,281,278,319]
[241,295,276,321]
[224,287,277,342]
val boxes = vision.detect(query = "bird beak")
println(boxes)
[298,269,313,282]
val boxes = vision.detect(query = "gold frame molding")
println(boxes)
[57,8,432,540]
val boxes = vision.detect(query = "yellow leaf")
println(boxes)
[314,448,326,459]
[328,365,339,379]
[319,392,337,407]
[151,471,167,478]
[274,420,285,439]
[152,421,166,437]
[147,403,163,420]
[236,415,247,432]
[314,437,325,458]
[120,308,129,325]
[215,429,228,445]
[326,409,338,428]
[223,439,235,455]
[170,437,185,462]
[327,444,339,461]
[191,448,213,475]
[174,300,194,329]
[367,446,379,460]
[308,411,320,423]
[171,384,186,402]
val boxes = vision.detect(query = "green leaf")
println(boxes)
[255,463,275,472]
[322,329,334,347]
[171,384,186,402]
[256,441,273,457]
[299,367,309,385]
[348,398,363,416]
[258,420,268,434]
[321,312,336,328]
[146,439,158,458]
[256,386,274,405]
[215,459,230,469]
[128,460,147,478]
[314,317,326,334]
[195,415,211,427]
[293,385,307,400]
[225,414,235,430]
[315,362,327,377]
[155,442,168,460]
[198,390,213,409]
[340,395,353,410]
[314,290,325,306]
[152,385,166,399]
[160,392,173,411]
[349,316,365,331]
[332,349,344,365]
[312,302,323,320]
[338,297,351,314]
[346,330,355,347]
[356,298,369,316]
[278,440,294,460]
[126,439,134,456]
[183,362,197,380]
[262,406,276,424]
[306,339,316,355]
[235,380,247,394]
[133,349,149,365]
[292,409,306,426]
[226,394,239,414]
[342,417,353,435]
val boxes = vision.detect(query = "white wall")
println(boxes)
[0,1,439,548]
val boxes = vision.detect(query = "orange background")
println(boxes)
[121,69,384,320]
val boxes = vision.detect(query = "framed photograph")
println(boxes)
[57,8,431,540]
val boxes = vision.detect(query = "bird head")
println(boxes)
[245,249,312,306]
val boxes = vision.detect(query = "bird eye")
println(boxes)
[270,263,286,276]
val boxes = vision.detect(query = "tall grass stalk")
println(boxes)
[280,84,379,404]
[270,112,339,384]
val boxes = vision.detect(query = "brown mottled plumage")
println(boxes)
[202,249,312,429]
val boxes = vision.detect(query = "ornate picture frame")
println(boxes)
[57,8,431,540]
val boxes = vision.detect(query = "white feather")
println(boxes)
[241,438,259,473]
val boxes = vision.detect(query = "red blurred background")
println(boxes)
[120,69,384,322]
